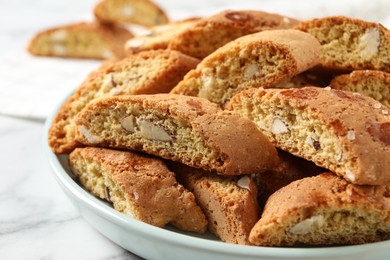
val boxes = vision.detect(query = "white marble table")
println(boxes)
[0,116,141,259]
[1,0,389,259]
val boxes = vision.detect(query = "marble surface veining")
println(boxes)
[1,0,389,259]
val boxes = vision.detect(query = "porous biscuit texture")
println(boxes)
[74,94,279,175]
[249,173,390,246]
[69,147,207,232]
[295,16,390,72]
[168,10,299,59]
[171,163,260,245]
[171,29,321,107]
[48,50,199,154]
[94,0,169,27]
[27,22,132,59]
[330,70,390,108]
[227,86,390,185]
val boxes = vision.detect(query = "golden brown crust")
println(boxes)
[227,86,390,185]
[69,147,207,232]
[330,70,390,108]
[295,16,390,72]
[249,173,390,246]
[171,29,321,107]
[48,50,199,154]
[27,22,133,59]
[94,0,169,27]
[74,94,279,175]
[168,10,300,59]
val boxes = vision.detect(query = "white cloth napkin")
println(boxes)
[0,0,389,120]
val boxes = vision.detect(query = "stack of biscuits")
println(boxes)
[38,1,390,247]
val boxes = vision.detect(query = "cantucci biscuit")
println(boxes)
[227,87,390,185]
[27,22,132,59]
[69,147,207,232]
[93,0,169,27]
[252,150,325,208]
[168,10,299,59]
[295,16,390,72]
[330,70,390,108]
[48,50,199,154]
[249,173,390,246]
[171,29,321,107]
[171,163,260,245]
[125,17,200,55]
[74,94,279,175]
[271,71,331,89]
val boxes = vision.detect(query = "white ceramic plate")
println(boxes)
[44,95,390,260]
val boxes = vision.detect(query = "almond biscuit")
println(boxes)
[168,10,299,59]
[249,173,390,246]
[69,147,207,232]
[295,16,390,72]
[171,163,260,245]
[227,86,390,185]
[28,22,132,59]
[94,0,169,27]
[252,150,325,208]
[171,29,321,107]
[330,70,390,108]
[125,17,200,55]
[74,94,279,175]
